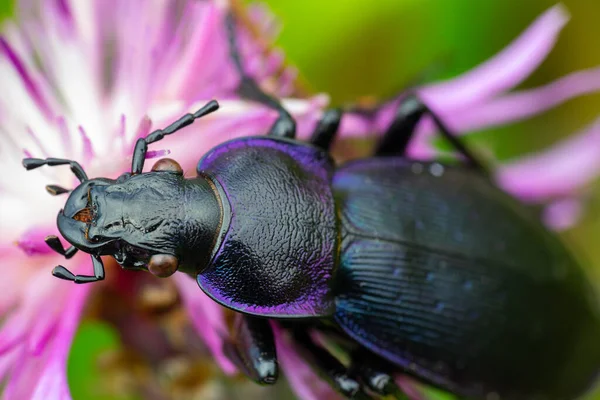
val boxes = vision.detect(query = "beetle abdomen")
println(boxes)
[332,158,600,399]
[196,137,338,317]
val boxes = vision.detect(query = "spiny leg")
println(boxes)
[45,235,78,259]
[291,329,372,399]
[375,93,486,173]
[223,314,278,385]
[225,13,296,139]
[52,255,105,284]
[350,350,408,399]
[131,100,219,174]
[310,109,343,151]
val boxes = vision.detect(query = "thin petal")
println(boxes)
[441,66,600,134]
[419,5,569,109]
[496,118,600,201]
[173,274,236,374]
[272,324,341,400]
[543,198,583,231]
[30,284,90,400]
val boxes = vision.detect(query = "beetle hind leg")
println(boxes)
[223,314,278,385]
[375,93,486,174]
[291,329,373,399]
[350,350,409,399]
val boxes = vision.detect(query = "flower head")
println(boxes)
[1,1,600,400]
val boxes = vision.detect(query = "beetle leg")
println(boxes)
[52,255,105,284]
[223,314,278,385]
[310,109,343,151]
[45,235,78,259]
[225,13,296,139]
[291,329,372,399]
[375,93,486,173]
[349,351,408,399]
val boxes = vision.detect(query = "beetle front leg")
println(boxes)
[291,330,372,399]
[375,93,486,173]
[223,314,278,385]
[52,255,105,284]
[225,13,296,139]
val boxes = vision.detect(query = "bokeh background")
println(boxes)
[2,0,600,399]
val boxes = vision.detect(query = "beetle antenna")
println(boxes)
[45,184,71,196]
[145,100,220,144]
[22,157,88,182]
[45,235,78,259]
[131,100,219,174]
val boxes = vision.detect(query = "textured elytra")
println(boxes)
[332,157,600,399]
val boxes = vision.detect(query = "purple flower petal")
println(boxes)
[496,117,600,201]
[438,66,600,135]
[272,323,341,400]
[419,5,569,109]
[543,198,584,231]
[173,274,236,375]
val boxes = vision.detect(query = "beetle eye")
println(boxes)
[151,158,183,174]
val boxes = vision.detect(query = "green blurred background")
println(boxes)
[2,0,600,399]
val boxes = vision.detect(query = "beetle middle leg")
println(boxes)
[349,350,409,399]
[375,94,486,173]
[291,329,373,399]
[223,314,278,385]
[225,13,296,139]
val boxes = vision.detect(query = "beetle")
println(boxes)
[22,12,600,400]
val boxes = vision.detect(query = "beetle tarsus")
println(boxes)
[223,314,278,385]
[350,354,407,399]
[52,265,76,281]
[292,330,372,399]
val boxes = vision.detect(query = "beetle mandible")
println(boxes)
[22,12,600,400]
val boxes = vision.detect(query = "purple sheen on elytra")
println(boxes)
[272,323,341,400]
[173,274,237,375]
[197,137,336,317]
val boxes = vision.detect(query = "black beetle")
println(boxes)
[22,13,600,400]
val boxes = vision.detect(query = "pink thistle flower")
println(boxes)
[0,2,599,400]
[0,0,318,398]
